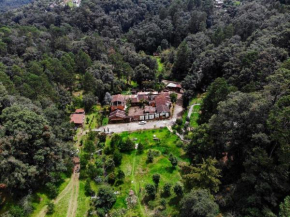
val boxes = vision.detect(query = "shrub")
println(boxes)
[145,184,156,199]
[163,183,172,196]
[174,184,183,197]
[153,174,160,187]
[46,182,58,199]
[113,150,122,166]
[147,150,154,163]
[47,202,55,215]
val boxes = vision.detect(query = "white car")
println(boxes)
[138,121,147,125]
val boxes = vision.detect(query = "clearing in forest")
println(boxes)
[107,128,188,216]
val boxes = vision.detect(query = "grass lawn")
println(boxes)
[190,105,200,128]
[156,57,163,73]
[102,117,109,126]
[75,181,90,217]
[107,128,188,216]
[31,174,71,217]
[84,105,103,130]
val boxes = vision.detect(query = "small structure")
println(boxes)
[166,83,182,93]
[70,109,85,127]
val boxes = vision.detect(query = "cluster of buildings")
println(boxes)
[109,91,173,123]
[70,81,182,126]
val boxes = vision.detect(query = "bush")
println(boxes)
[119,138,135,152]
[95,186,117,212]
[145,184,156,199]
[169,154,178,168]
[163,183,172,196]
[176,118,183,126]
[107,172,116,185]
[47,202,55,215]
[105,158,115,172]
[85,179,93,196]
[147,150,154,163]
[137,142,144,154]
[46,182,58,199]
[153,174,160,187]
[160,199,166,208]
[174,184,183,197]
[10,205,25,217]
[113,150,122,166]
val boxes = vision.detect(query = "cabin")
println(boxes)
[111,94,126,111]
[166,83,182,93]
[70,109,85,127]
[109,109,128,123]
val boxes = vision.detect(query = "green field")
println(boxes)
[106,128,188,216]
[156,57,164,73]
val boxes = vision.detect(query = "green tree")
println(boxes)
[174,184,183,197]
[113,150,123,166]
[169,154,178,168]
[85,179,93,196]
[163,183,172,196]
[280,196,290,217]
[172,41,191,80]
[152,174,160,187]
[75,50,92,74]
[170,92,177,103]
[183,157,221,192]
[47,202,55,215]
[180,189,219,217]
[145,184,156,199]
[198,77,236,124]
[94,186,116,212]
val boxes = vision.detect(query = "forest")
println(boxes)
[0,0,290,216]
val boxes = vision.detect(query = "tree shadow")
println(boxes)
[168,196,181,207]
[165,166,175,173]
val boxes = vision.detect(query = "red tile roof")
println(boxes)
[111,94,125,103]
[109,109,127,119]
[75,108,85,113]
[70,114,85,124]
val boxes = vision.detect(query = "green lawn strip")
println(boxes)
[75,181,90,217]
[50,187,73,217]
[156,57,163,73]
[189,105,200,128]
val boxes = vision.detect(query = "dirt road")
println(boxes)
[37,172,79,217]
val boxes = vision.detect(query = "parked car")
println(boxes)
[138,121,147,125]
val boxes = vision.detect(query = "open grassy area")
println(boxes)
[75,181,90,217]
[190,104,200,128]
[30,174,71,217]
[156,57,164,73]
[106,128,188,216]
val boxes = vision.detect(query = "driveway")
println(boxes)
[87,94,184,134]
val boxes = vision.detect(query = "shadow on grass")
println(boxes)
[168,196,181,207]
[165,167,175,173]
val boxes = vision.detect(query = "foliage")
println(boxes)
[145,184,156,199]
[152,174,161,187]
[183,157,221,193]
[180,189,219,217]
[94,186,117,212]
